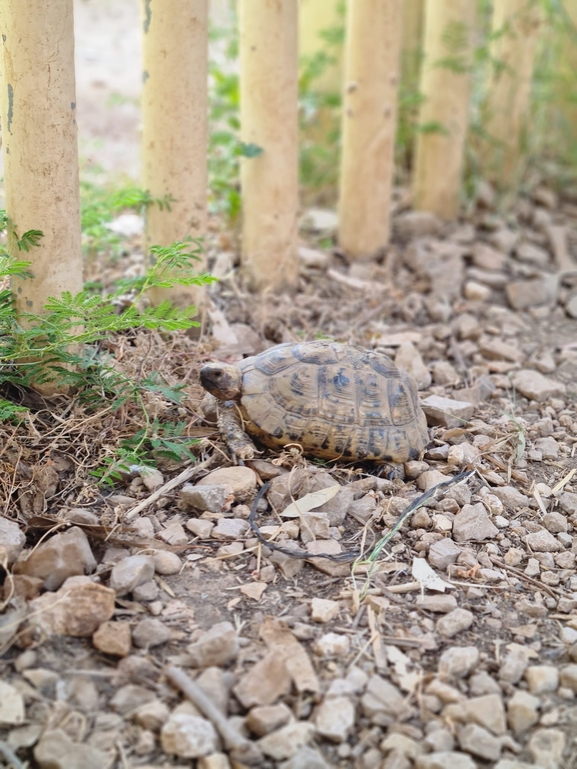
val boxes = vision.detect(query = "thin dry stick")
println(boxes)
[164,666,263,765]
[125,464,197,521]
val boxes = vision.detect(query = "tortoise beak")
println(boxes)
[200,364,241,400]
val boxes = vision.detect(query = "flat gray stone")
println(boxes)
[511,369,566,402]
[422,395,474,428]
[453,503,499,543]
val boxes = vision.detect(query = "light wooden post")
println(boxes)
[483,0,541,189]
[0,0,83,394]
[412,0,475,218]
[142,0,208,309]
[338,0,402,259]
[239,0,299,292]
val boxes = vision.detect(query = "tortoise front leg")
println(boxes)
[217,400,257,461]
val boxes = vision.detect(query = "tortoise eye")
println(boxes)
[214,371,223,378]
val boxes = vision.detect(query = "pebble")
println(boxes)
[314,696,355,742]
[0,681,25,725]
[279,746,329,769]
[415,753,477,769]
[472,242,507,271]
[528,728,566,769]
[559,491,577,515]
[197,466,257,502]
[416,594,457,613]
[535,436,560,459]
[29,580,115,638]
[151,550,181,575]
[311,597,340,623]
[135,699,171,731]
[186,518,215,539]
[507,690,540,735]
[524,529,563,552]
[17,526,96,591]
[257,721,315,761]
[395,342,432,389]
[158,521,189,546]
[491,486,529,510]
[428,538,462,570]
[160,713,218,759]
[479,337,524,363]
[140,466,164,491]
[361,675,409,724]
[511,369,566,402]
[33,729,109,769]
[109,554,155,596]
[458,723,502,761]
[525,665,559,694]
[464,693,506,735]
[436,609,474,638]
[187,622,239,668]
[133,579,159,602]
[559,664,577,692]
[395,210,443,239]
[0,517,26,564]
[453,503,499,542]
[313,632,351,658]
[543,512,568,534]
[417,469,450,491]
[464,280,492,301]
[234,652,291,708]
[132,618,171,648]
[246,703,293,737]
[506,276,558,310]
[421,395,475,428]
[180,483,232,513]
[211,518,249,540]
[111,684,156,714]
[92,620,132,657]
[469,672,501,696]
[515,241,550,267]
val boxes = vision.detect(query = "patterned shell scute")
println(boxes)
[238,341,428,463]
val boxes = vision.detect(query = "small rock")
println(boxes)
[464,281,491,301]
[186,518,214,539]
[198,466,257,502]
[29,579,115,637]
[559,491,577,515]
[506,276,558,310]
[315,696,355,742]
[525,665,559,694]
[34,729,109,769]
[157,521,189,546]
[421,395,474,428]
[306,540,350,576]
[0,517,26,565]
[469,672,501,696]
[507,690,540,736]
[428,539,461,570]
[525,529,563,553]
[543,512,568,534]
[279,746,328,768]
[152,550,182,575]
[132,579,159,602]
[565,292,577,319]
[0,681,25,725]
[111,684,156,714]
[515,241,550,267]
[471,242,506,270]
[246,703,293,737]
[135,699,171,731]
[458,723,501,761]
[559,664,577,692]
[436,609,474,638]
[416,594,457,613]
[463,693,506,735]
[233,652,291,708]
[534,436,560,459]
[491,486,530,510]
[140,466,164,491]
[211,518,249,541]
[415,753,477,769]
[161,713,218,758]
[301,208,338,234]
[311,598,340,623]
[258,721,315,761]
[16,526,96,591]
[299,246,330,270]
[133,618,171,649]
[196,667,229,714]
[528,728,566,769]
[417,469,450,491]
[180,483,232,513]
[479,337,524,363]
[396,211,442,239]
[313,632,350,658]
[439,646,479,679]
[395,342,432,389]
[361,675,408,724]
[187,622,239,668]
[93,621,132,657]
[109,554,155,596]
[511,369,566,402]
[453,503,499,542]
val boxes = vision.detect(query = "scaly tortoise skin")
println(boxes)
[199,340,429,463]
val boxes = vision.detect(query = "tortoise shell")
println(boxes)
[236,341,428,463]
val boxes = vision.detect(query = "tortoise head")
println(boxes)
[199,362,243,401]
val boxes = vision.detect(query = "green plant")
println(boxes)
[0,223,216,481]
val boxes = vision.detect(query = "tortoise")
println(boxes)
[199,340,428,464]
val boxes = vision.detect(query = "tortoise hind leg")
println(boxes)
[218,400,258,461]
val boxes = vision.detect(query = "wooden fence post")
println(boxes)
[0,0,83,393]
[239,0,299,292]
[141,0,208,309]
[482,0,541,189]
[338,0,402,259]
[412,0,475,218]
